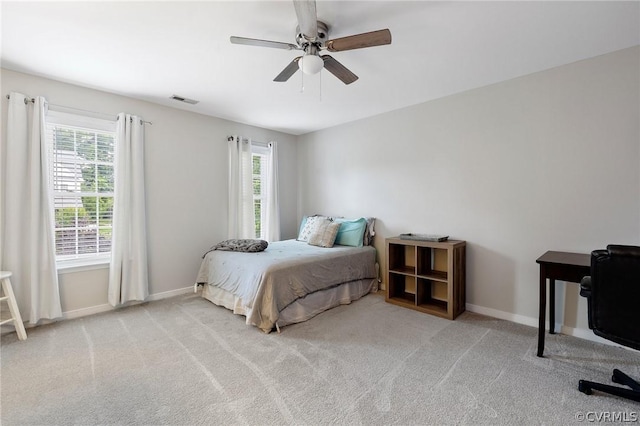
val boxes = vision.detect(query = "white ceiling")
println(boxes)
[2,1,639,135]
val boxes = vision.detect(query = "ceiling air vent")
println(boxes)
[170,95,199,105]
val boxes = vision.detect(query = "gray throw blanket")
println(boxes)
[202,239,268,258]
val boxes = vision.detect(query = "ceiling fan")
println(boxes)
[230,0,392,85]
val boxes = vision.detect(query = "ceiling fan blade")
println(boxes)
[293,0,318,41]
[230,36,299,51]
[325,29,392,52]
[322,55,358,85]
[274,57,302,82]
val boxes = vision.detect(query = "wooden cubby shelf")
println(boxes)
[385,237,466,320]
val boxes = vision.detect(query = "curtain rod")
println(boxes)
[227,136,270,147]
[116,115,153,126]
[5,94,34,104]
[5,94,152,125]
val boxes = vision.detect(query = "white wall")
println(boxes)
[3,46,639,335]
[297,46,640,333]
[1,68,298,316]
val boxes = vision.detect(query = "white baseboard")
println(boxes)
[559,324,632,349]
[147,286,196,302]
[465,302,639,351]
[62,286,194,321]
[465,303,540,328]
[62,303,113,320]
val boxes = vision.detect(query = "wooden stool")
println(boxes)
[0,271,27,340]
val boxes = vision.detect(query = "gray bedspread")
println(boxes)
[196,239,376,331]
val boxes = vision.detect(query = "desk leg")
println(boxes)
[549,279,555,334]
[537,265,546,357]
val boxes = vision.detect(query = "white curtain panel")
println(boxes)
[227,136,255,239]
[108,113,149,306]
[1,92,62,323]
[264,141,280,242]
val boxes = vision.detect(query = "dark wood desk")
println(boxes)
[536,251,590,357]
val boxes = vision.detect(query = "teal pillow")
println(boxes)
[334,218,367,247]
[297,216,309,239]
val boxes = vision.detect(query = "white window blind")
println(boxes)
[45,110,117,262]
[252,146,269,239]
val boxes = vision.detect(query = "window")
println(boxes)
[45,111,117,264]
[252,146,268,239]
[229,137,278,241]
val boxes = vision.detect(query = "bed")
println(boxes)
[196,216,377,332]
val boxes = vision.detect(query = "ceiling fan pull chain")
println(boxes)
[300,64,305,93]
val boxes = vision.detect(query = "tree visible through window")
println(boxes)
[47,113,116,261]
[252,150,267,239]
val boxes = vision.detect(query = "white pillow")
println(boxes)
[297,215,326,242]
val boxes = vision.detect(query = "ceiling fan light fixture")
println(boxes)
[298,54,324,75]
[230,1,392,84]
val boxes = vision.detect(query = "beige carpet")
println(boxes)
[1,292,639,425]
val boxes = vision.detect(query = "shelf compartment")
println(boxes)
[417,299,448,316]
[416,278,449,314]
[417,247,448,278]
[388,243,416,275]
[387,273,416,304]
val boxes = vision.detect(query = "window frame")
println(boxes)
[46,110,117,269]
